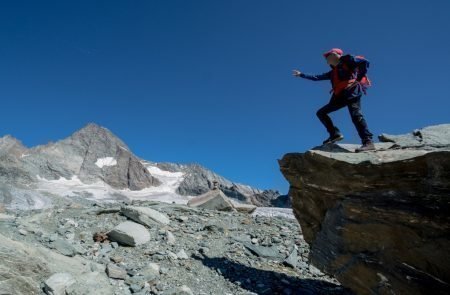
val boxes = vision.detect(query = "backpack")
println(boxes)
[341,55,372,94]
[354,55,372,91]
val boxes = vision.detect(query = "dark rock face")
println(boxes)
[250,191,291,208]
[279,124,450,295]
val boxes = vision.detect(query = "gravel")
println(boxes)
[1,199,351,295]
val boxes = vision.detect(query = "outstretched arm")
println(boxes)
[293,70,331,81]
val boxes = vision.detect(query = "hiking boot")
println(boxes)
[355,141,376,153]
[322,133,344,145]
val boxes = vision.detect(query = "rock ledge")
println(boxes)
[279,124,450,295]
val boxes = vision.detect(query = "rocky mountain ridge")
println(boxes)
[0,124,159,189]
[0,123,286,210]
[154,161,284,206]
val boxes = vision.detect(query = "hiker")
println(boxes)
[293,48,375,152]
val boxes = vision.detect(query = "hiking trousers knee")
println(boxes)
[316,94,373,143]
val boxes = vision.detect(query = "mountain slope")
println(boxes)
[0,123,286,210]
[154,162,285,205]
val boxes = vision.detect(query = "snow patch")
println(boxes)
[252,207,295,219]
[36,174,190,204]
[35,166,291,214]
[144,165,185,191]
[95,157,117,168]
[146,165,184,179]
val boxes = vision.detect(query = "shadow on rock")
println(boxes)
[311,144,353,153]
[193,254,353,295]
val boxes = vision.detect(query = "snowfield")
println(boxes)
[252,207,295,219]
[35,164,294,219]
[145,165,184,186]
[36,164,189,204]
[36,175,190,204]
[95,157,117,168]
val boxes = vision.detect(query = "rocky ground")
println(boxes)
[0,195,350,295]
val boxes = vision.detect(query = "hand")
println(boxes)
[292,70,302,77]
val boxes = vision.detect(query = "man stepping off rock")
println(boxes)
[293,48,375,152]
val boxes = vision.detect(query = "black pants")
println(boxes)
[316,94,373,143]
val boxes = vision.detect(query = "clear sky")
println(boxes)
[1,1,449,193]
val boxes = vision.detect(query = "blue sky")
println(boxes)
[1,1,449,193]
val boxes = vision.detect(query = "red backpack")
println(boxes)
[331,55,371,95]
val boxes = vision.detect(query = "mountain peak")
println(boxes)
[69,123,130,151]
[0,134,18,143]
[76,123,110,135]
[0,135,27,154]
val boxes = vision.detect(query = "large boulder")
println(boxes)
[121,206,170,226]
[43,273,76,295]
[108,221,150,246]
[188,189,259,213]
[232,203,257,214]
[232,201,258,214]
[187,189,235,211]
[279,124,450,295]
[105,263,127,280]
[0,234,51,294]
[0,233,112,295]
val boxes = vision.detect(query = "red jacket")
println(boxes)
[299,54,370,96]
